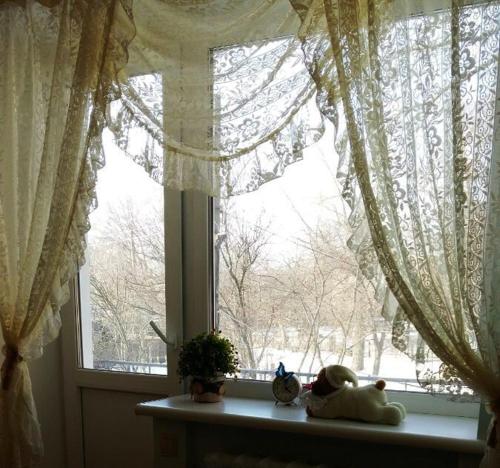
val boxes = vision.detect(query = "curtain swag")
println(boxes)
[1,0,499,467]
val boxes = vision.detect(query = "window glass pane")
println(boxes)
[212,43,442,392]
[213,125,432,390]
[79,76,167,375]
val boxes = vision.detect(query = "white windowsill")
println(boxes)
[222,379,480,418]
[135,394,484,455]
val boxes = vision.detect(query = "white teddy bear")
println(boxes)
[303,365,406,425]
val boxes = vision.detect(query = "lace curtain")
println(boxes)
[0,1,132,466]
[290,0,500,465]
[2,0,500,466]
[109,0,500,463]
[108,0,326,197]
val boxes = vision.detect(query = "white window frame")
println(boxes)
[180,30,482,420]
[64,69,187,401]
[64,9,489,449]
[71,185,184,396]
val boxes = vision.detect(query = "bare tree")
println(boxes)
[215,184,394,380]
[89,173,395,380]
[216,199,285,376]
[89,199,166,369]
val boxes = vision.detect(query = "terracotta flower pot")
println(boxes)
[190,374,226,403]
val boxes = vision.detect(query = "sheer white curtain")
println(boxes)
[107,0,326,197]
[290,0,500,465]
[110,7,500,465]
[0,1,132,466]
[2,0,500,466]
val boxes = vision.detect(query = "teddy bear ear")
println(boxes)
[325,365,358,388]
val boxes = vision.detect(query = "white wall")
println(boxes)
[82,389,155,468]
[29,335,67,468]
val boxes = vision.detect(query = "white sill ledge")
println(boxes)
[136,394,484,455]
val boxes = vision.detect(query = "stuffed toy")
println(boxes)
[303,365,406,425]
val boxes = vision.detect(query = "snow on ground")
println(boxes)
[238,347,442,393]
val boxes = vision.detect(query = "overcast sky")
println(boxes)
[90,122,348,262]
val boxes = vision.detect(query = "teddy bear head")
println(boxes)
[310,365,359,396]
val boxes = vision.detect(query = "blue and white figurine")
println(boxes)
[272,362,302,405]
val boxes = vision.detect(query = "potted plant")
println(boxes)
[178,331,239,402]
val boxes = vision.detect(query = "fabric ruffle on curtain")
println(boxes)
[0,1,134,466]
[107,0,326,197]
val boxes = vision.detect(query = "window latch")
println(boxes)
[149,321,178,349]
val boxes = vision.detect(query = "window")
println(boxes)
[79,75,168,376]
[79,130,167,375]
[213,124,435,392]
[211,41,455,395]
[75,36,477,417]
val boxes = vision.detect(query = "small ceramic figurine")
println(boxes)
[303,365,406,425]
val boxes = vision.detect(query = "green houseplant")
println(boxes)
[178,331,238,402]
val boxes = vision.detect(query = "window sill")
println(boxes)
[222,378,480,418]
[135,394,484,455]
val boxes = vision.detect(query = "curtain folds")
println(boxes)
[0,1,133,466]
[1,0,500,466]
[290,0,500,465]
[107,0,326,197]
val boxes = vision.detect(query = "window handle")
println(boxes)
[149,321,178,349]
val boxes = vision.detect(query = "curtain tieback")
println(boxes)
[1,345,23,391]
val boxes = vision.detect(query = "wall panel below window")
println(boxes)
[82,389,157,468]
